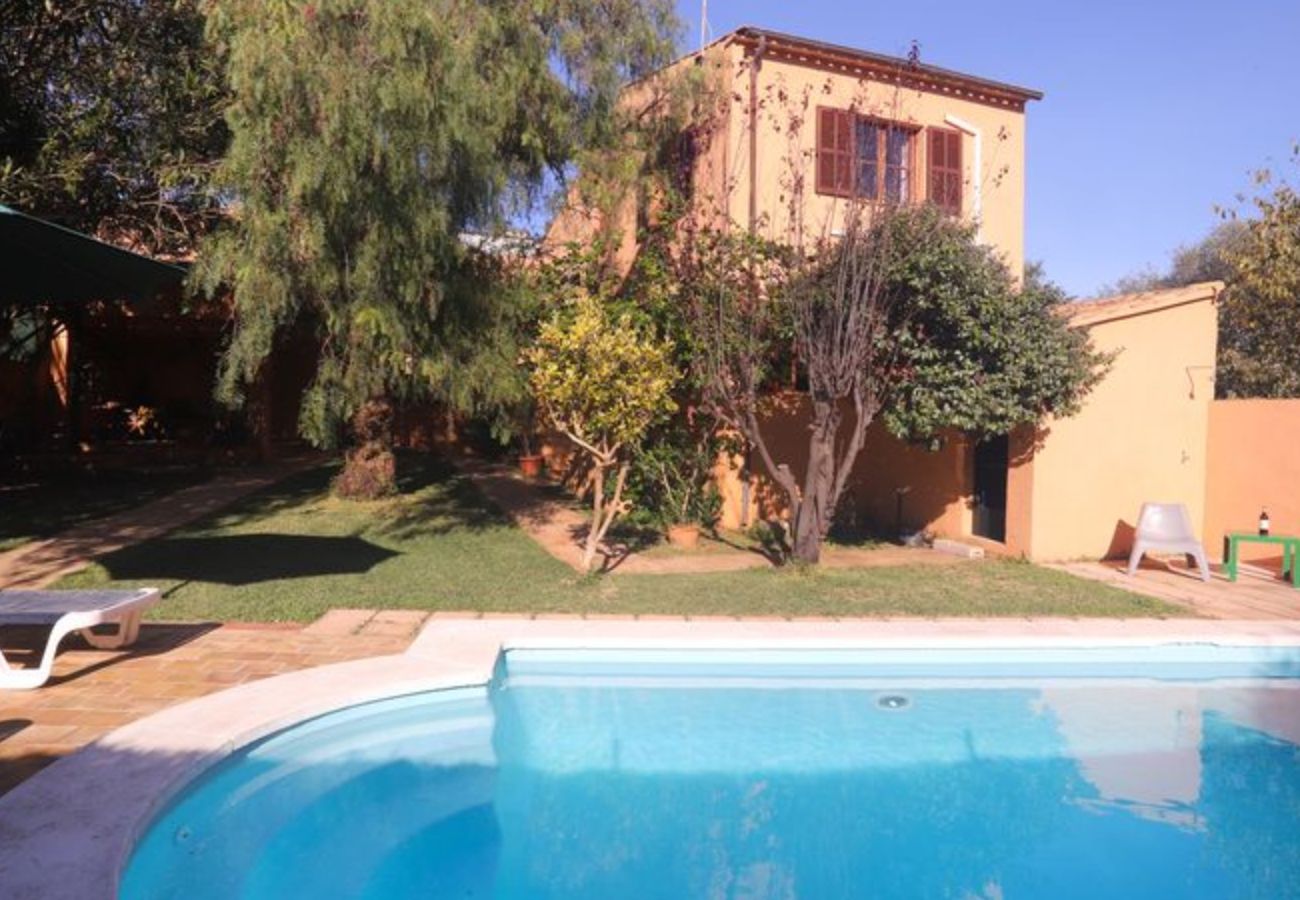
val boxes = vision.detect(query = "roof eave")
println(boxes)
[731,26,1044,112]
[1066,281,1225,328]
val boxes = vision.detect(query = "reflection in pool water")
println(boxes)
[122,650,1300,899]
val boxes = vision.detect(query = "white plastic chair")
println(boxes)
[1125,503,1210,582]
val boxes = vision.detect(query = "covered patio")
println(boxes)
[0,203,191,455]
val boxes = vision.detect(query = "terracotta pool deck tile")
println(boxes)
[25,709,134,729]
[357,620,426,639]
[301,608,378,636]
[1,724,79,746]
[0,618,418,798]
[368,610,429,625]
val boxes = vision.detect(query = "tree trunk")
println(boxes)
[790,400,838,564]
[581,458,629,573]
[581,463,606,572]
[249,357,275,462]
[335,397,397,499]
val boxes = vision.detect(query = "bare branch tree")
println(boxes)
[680,204,933,563]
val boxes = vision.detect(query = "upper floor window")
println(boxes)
[816,108,965,217]
[816,108,916,203]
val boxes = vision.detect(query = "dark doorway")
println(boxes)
[972,435,1009,542]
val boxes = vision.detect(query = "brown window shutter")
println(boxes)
[816,108,834,194]
[816,108,852,196]
[927,128,962,215]
[946,131,962,214]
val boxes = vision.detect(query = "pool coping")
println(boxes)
[4,615,1300,900]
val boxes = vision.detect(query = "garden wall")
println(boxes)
[1203,398,1300,565]
[1023,285,1219,561]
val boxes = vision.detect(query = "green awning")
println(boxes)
[0,203,188,305]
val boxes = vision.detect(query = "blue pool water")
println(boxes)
[122,647,1300,899]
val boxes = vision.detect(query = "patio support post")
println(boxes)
[62,306,83,453]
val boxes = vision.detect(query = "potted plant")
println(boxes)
[660,460,717,549]
[514,402,544,479]
[633,423,724,550]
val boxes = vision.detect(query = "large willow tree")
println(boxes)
[198,0,676,494]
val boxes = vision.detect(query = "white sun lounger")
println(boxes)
[0,587,160,690]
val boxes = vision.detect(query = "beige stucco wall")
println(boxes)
[1024,291,1219,561]
[1203,399,1300,564]
[715,42,1029,276]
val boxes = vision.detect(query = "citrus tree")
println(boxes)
[526,296,676,571]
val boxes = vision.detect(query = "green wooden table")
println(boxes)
[1223,532,1300,588]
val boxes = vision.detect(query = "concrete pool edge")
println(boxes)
[4,616,1300,900]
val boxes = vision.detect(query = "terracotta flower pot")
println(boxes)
[666,523,700,550]
[518,454,544,478]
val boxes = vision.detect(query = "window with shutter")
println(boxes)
[927,128,963,216]
[816,108,917,202]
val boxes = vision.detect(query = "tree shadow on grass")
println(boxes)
[376,475,513,542]
[197,465,340,531]
[97,534,399,585]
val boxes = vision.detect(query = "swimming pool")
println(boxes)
[120,644,1300,899]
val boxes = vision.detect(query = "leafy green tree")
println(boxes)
[197,0,676,495]
[1093,149,1300,399]
[1093,223,1240,298]
[884,214,1107,442]
[0,0,227,254]
[526,295,676,571]
[1218,156,1300,398]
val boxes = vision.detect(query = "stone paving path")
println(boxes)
[455,458,592,570]
[1054,559,1300,620]
[0,455,321,590]
[457,458,963,575]
[0,614,424,795]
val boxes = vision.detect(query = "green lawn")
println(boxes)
[58,455,1182,622]
[0,466,211,553]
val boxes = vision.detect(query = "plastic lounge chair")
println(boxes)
[1125,503,1211,583]
[0,587,160,690]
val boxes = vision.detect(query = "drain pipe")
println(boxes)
[739,34,767,529]
[747,33,767,238]
[942,113,982,241]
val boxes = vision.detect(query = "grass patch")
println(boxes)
[58,456,1182,622]
[0,467,211,552]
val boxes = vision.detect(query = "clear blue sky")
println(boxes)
[675,0,1300,297]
